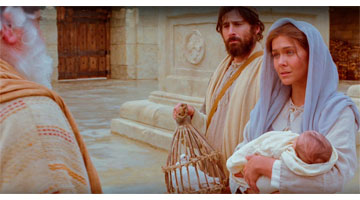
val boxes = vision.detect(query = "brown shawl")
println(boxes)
[0,59,102,194]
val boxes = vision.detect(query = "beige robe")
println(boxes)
[0,59,102,193]
[0,96,91,193]
[191,42,263,177]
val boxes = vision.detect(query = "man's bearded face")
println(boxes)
[224,27,257,58]
[0,7,53,89]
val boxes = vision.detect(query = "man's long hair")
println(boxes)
[216,6,265,42]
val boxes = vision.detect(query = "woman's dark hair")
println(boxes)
[216,6,265,41]
[266,23,309,53]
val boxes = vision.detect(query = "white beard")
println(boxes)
[0,7,54,89]
[14,38,54,89]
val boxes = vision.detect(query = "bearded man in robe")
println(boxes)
[173,7,265,184]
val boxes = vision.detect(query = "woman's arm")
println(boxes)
[243,155,276,193]
[229,122,256,193]
[276,107,357,193]
[243,106,358,193]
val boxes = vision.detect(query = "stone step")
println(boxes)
[111,117,173,151]
[118,99,177,132]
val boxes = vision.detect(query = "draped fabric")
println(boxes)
[0,59,102,193]
[200,43,263,170]
[248,18,360,141]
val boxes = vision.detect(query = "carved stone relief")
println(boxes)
[184,30,205,65]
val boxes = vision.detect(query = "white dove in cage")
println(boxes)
[171,154,220,192]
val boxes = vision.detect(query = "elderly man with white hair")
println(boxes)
[0,6,102,193]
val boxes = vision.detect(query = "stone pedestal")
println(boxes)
[111,7,223,150]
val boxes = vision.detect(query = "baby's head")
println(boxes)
[293,131,332,164]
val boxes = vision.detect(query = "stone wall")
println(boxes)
[110,8,135,79]
[39,6,58,84]
[136,7,159,79]
[110,7,159,80]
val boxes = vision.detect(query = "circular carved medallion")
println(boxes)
[184,30,205,65]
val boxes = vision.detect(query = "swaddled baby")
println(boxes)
[227,130,338,193]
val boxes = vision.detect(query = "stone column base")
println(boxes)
[110,91,204,150]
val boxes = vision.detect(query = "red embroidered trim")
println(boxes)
[0,100,26,123]
[37,125,74,144]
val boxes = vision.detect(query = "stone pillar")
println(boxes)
[111,7,330,150]
[343,84,360,193]
[136,7,159,79]
[110,8,137,79]
[111,7,159,80]
[39,6,58,84]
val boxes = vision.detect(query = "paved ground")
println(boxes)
[53,79,168,194]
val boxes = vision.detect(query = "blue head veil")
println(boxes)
[248,18,360,141]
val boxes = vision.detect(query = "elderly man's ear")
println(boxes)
[1,23,18,44]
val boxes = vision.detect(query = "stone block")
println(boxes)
[111,118,173,151]
[137,64,158,80]
[111,27,126,44]
[125,26,137,44]
[137,26,158,44]
[125,8,137,27]
[111,64,128,79]
[137,44,158,66]
[127,66,137,79]
[42,6,57,20]
[162,76,209,98]
[148,91,203,108]
[118,99,176,131]
[111,18,126,27]
[138,7,159,27]
[111,44,127,65]
[111,7,126,19]
[42,26,58,45]
[125,44,136,66]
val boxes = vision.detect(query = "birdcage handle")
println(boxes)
[175,103,192,125]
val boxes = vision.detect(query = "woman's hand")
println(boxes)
[243,154,276,193]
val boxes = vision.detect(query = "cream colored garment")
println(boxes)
[0,58,102,193]
[0,96,91,193]
[227,131,338,193]
[191,43,263,176]
[232,99,358,193]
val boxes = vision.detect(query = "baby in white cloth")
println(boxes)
[227,130,338,193]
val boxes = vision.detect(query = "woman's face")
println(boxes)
[271,35,309,87]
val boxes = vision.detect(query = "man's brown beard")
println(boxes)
[224,28,257,59]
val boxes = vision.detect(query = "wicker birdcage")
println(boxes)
[161,104,227,194]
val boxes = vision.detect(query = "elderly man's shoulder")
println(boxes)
[0,96,72,134]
